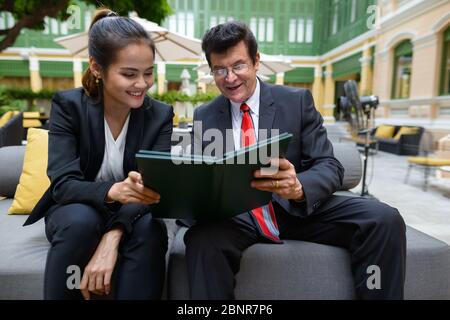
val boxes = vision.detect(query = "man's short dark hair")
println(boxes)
[202,21,258,67]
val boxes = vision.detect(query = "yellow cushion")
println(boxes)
[394,127,419,140]
[23,119,42,128]
[407,157,450,166]
[8,128,50,215]
[23,111,40,118]
[374,125,395,138]
[0,111,13,127]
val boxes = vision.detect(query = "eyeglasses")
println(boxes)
[211,63,250,78]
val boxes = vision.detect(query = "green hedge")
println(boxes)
[151,91,219,105]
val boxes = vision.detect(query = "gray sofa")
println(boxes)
[0,112,23,148]
[0,143,449,300]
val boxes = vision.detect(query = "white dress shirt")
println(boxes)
[230,78,261,150]
[95,113,130,182]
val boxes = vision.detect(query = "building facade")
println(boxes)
[1,0,449,123]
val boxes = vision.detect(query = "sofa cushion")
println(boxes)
[0,196,180,300]
[394,127,419,140]
[374,125,395,139]
[0,199,48,299]
[0,146,26,198]
[168,226,450,300]
[333,143,362,190]
[9,128,50,214]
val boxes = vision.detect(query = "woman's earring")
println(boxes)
[95,77,99,84]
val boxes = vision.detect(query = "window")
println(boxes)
[210,16,217,28]
[305,18,313,43]
[350,0,357,23]
[50,18,59,35]
[258,18,265,42]
[392,40,413,99]
[177,12,186,35]
[0,13,5,29]
[331,0,339,34]
[288,19,296,43]
[289,18,312,43]
[266,18,274,42]
[297,18,304,43]
[250,17,257,37]
[440,26,450,95]
[84,10,92,31]
[60,21,68,35]
[186,12,194,37]
[43,17,49,35]
[6,12,14,29]
[169,15,177,32]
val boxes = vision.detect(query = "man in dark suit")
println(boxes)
[185,21,406,300]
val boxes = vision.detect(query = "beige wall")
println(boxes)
[373,0,450,119]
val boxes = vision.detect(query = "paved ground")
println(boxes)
[326,122,450,245]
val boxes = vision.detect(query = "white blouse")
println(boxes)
[95,114,131,182]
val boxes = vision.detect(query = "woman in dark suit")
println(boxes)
[24,9,173,300]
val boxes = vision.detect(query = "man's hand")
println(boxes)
[251,158,304,201]
[106,171,160,205]
[79,227,123,300]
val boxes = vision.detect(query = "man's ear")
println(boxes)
[89,57,102,79]
[254,52,260,72]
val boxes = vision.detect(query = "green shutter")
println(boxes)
[284,67,314,83]
[0,60,30,77]
[440,26,450,95]
[444,27,450,42]
[166,64,198,81]
[40,61,73,78]
[332,52,362,78]
[82,62,89,73]
[394,40,413,57]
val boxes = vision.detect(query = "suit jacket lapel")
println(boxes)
[258,81,276,139]
[215,95,235,154]
[86,95,105,180]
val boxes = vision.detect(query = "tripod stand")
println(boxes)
[359,107,375,198]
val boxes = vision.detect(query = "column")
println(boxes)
[312,65,324,114]
[29,56,42,92]
[157,62,166,95]
[275,72,284,85]
[323,63,335,122]
[73,58,83,88]
[359,43,373,96]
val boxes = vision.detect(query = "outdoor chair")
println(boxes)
[405,131,450,191]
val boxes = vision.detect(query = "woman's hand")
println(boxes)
[79,227,123,300]
[105,171,160,205]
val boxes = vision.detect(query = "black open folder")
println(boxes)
[136,133,293,219]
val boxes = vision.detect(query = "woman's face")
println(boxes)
[94,41,155,110]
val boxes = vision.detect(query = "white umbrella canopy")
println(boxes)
[54,16,202,61]
[196,53,293,76]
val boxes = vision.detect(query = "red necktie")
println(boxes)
[240,103,281,243]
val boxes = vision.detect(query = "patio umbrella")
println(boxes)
[195,53,294,76]
[54,16,202,61]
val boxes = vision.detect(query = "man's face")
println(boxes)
[209,40,260,103]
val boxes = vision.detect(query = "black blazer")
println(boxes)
[24,88,173,232]
[192,80,345,217]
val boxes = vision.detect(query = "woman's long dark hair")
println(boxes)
[82,8,156,97]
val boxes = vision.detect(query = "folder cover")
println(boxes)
[136,133,292,219]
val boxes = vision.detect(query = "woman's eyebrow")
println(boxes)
[119,66,154,71]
